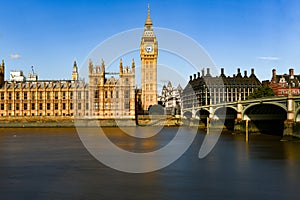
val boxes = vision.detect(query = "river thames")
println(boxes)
[0,127,300,199]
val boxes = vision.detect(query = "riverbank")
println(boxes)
[1,116,300,140]
[0,116,182,128]
[0,116,75,128]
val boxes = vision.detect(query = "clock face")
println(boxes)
[145,45,153,53]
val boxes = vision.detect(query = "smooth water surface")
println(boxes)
[0,127,300,200]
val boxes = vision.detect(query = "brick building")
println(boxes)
[270,68,300,96]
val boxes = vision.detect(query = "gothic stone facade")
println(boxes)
[0,7,158,119]
[159,81,182,115]
[87,59,135,119]
[140,5,158,111]
[0,59,135,119]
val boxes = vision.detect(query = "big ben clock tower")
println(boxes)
[140,5,158,111]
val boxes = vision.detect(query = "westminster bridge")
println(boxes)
[182,95,300,136]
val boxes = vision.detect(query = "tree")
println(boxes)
[247,86,275,99]
[148,104,164,115]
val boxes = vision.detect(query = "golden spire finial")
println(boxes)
[145,4,152,26]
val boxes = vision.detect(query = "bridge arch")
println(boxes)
[214,106,238,113]
[242,102,287,117]
[182,111,193,119]
[195,109,210,126]
[213,106,237,131]
[243,103,287,135]
[195,108,210,117]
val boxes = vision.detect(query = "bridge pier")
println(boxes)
[284,94,295,136]
[236,100,243,122]
[234,120,261,134]
[233,100,243,132]
[209,105,214,120]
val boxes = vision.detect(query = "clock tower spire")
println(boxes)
[140,4,158,111]
[145,4,152,27]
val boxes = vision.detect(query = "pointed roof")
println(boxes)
[177,84,183,91]
[131,58,135,68]
[145,4,153,26]
[119,58,123,67]
[141,4,157,43]
[167,81,172,88]
[73,60,78,72]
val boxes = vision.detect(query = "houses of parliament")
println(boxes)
[0,7,158,119]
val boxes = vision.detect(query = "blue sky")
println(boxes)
[1,0,300,82]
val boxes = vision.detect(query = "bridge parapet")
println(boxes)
[183,96,300,119]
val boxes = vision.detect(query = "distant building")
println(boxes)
[9,71,26,82]
[182,68,261,109]
[9,69,38,82]
[27,72,38,81]
[159,81,182,115]
[270,68,300,96]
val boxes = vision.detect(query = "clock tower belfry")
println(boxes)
[140,5,158,111]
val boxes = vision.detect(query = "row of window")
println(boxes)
[280,90,300,95]
[0,111,134,117]
[95,90,130,99]
[0,101,132,111]
[104,102,130,110]
[0,91,90,100]
[182,95,247,108]
[0,102,91,111]
[145,95,154,102]
[93,78,132,85]
[195,87,254,93]
[145,72,154,81]
[278,82,300,88]
[145,84,154,91]
[0,112,74,117]
[1,103,74,111]
[194,85,259,90]
[0,90,133,101]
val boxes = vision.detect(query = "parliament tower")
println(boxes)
[140,5,158,111]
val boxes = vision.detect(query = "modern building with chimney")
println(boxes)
[182,68,261,110]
